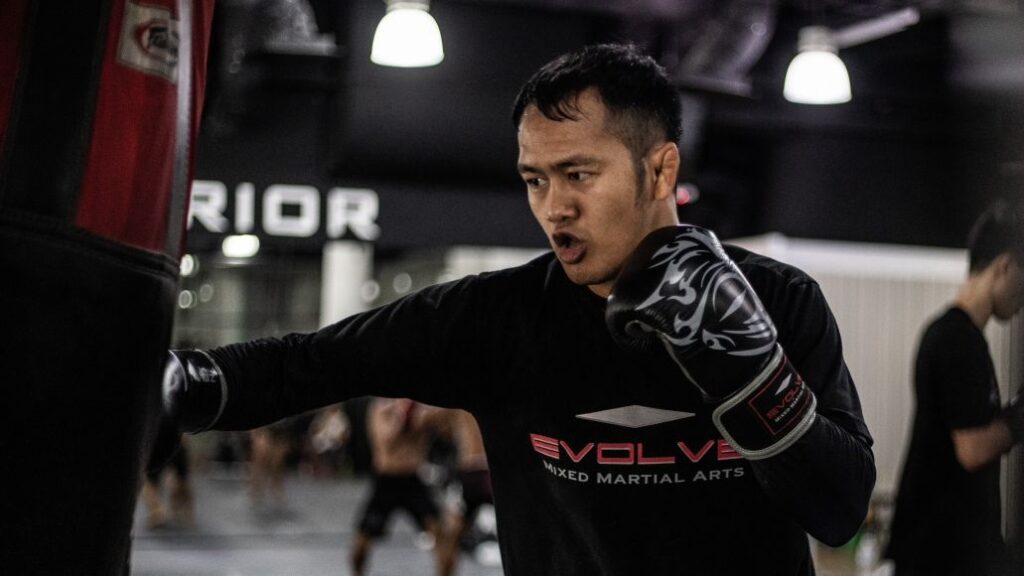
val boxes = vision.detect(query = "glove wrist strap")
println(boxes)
[712,345,817,460]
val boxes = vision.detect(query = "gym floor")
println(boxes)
[131,471,504,576]
[131,471,870,576]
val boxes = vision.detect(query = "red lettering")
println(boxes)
[597,442,634,465]
[560,441,595,463]
[531,434,739,464]
[767,387,802,419]
[637,443,675,465]
[530,433,560,459]
[717,440,741,461]
[677,440,715,463]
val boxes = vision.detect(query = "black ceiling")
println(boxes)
[195,0,1024,248]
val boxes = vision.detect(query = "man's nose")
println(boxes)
[545,184,578,223]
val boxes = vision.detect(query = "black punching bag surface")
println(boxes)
[0,221,178,574]
[0,1,212,574]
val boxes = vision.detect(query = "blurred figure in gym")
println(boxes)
[306,404,351,477]
[438,409,496,574]
[248,422,293,510]
[887,201,1024,576]
[141,424,195,529]
[350,398,448,576]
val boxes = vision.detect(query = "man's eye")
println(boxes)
[567,172,590,182]
[525,177,546,188]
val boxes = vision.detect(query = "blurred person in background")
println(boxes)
[305,404,351,477]
[142,415,196,529]
[248,421,293,510]
[438,409,496,574]
[248,413,316,511]
[350,398,448,576]
[887,201,1024,576]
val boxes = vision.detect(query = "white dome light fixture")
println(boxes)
[784,26,851,105]
[784,7,920,105]
[371,0,444,68]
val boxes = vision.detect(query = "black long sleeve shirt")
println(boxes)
[208,247,875,575]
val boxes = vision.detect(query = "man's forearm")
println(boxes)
[205,333,340,430]
[952,420,1014,472]
[750,414,876,547]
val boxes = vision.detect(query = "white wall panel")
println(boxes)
[731,235,1014,496]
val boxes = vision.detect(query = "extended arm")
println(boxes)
[163,276,487,433]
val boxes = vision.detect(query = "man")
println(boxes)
[163,44,875,574]
[350,398,447,576]
[887,201,1024,576]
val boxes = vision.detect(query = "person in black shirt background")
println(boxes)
[887,201,1024,576]
[159,43,875,575]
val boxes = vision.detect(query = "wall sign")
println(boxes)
[188,180,381,243]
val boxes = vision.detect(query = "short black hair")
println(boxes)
[511,43,682,163]
[967,200,1024,272]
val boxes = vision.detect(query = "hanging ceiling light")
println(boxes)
[783,26,851,105]
[370,0,444,68]
[784,7,920,105]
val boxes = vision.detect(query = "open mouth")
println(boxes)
[552,232,585,265]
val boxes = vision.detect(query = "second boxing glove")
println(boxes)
[606,225,817,460]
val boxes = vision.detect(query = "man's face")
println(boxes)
[993,256,1024,320]
[517,89,669,297]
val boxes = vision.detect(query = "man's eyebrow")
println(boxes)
[555,155,601,170]
[517,155,601,174]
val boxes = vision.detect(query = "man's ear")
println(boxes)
[648,142,680,201]
[995,253,1014,277]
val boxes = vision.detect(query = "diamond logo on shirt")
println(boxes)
[576,405,695,428]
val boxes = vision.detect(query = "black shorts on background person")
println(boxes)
[887,201,1024,576]
[356,474,441,538]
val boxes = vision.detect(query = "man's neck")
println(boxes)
[955,272,994,330]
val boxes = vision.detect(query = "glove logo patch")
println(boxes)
[748,363,812,436]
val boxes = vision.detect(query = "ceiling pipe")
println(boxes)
[671,0,778,97]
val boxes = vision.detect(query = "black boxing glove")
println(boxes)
[145,350,226,473]
[606,225,817,459]
[163,349,227,434]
